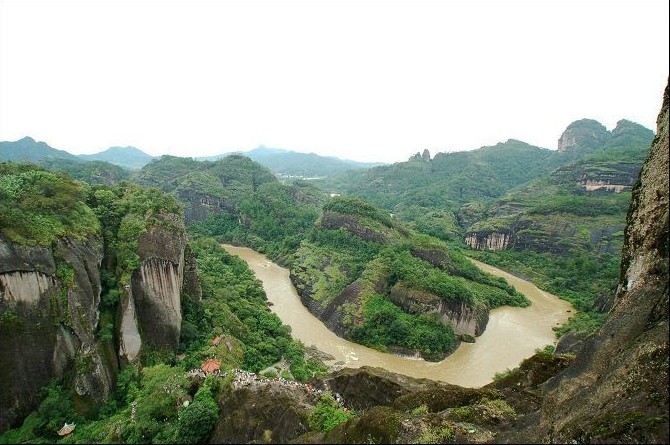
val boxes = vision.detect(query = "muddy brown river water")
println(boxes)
[222,244,573,387]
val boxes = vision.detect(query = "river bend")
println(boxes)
[223,245,572,387]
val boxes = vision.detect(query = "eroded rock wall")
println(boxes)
[119,213,188,361]
[0,234,114,433]
[517,79,669,444]
[389,284,488,337]
[465,231,511,251]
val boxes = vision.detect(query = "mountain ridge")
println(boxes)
[78,146,154,170]
[2,116,653,173]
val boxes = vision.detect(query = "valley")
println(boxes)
[0,85,666,443]
[223,244,572,387]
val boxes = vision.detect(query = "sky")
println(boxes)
[1,1,668,164]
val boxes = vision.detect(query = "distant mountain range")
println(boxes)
[79,146,154,170]
[0,138,384,177]
[0,137,155,170]
[199,146,386,178]
[0,136,81,163]
[0,118,653,179]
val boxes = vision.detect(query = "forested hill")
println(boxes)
[130,154,530,361]
[289,196,529,361]
[79,146,154,170]
[312,118,654,336]
[0,137,132,184]
[315,118,654,221]
[317,139,559,215]
[132,154,327,259]
[200,146,385,178]
[0,136,81,163]
[0,135,383,179]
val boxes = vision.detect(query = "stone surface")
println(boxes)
[557,118,610,152]
[506,78,669,444]
[0,234,113,433]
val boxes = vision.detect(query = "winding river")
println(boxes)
[222,245,573,387]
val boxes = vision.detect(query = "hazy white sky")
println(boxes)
[1,1,668,163]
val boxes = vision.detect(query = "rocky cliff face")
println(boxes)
[557,118,654,154]
[464,231,511,251]
[463,157,639,256]
[389,284,488,337]
[1,209,200,432]
[556,160,642,193]
[177,189,237,224]
[511,80,669,443]
[0,234,114,433]
[318,211,391,243]
[118,213,195,363]
[557,118,610,152]
[289,264,383,338]
[464,217,604,255]
[209,383,316,444]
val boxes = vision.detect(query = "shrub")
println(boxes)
[175,398,218,444]
[308,392,355,432]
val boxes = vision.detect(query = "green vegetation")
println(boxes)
[241,147,383,178]
[0,381,81,444]
[137,155,326,259]
[291,196,528,361]
[447,398,516,425]
[415,425,454,443]
[0,163,100,245]
[37,158,130,185]
[315,139,562,219]
[0,116,657,442]
[471,248,617,334]
[182,237,326,379]
[410,404,429,416]
[309,122,653,338]
[195,180,323,258]
[308,392,356,432]
[0,233,327,444]
[174,380,219,444]
[348,294,457,361]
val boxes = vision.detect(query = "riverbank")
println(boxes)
[222,244,572,387]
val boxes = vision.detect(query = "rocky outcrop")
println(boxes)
[210,382,316,444]
[464,231,511,251]
[0,271,57,303]
[557,118,654,155]
[409,149,431,162]
[0,234,114,433]
[118,290,142,363]
[557,119,610,152]
[119,213,190,362]
[310,367,504,444]
[315,366,440,412]
[318,211,389,243]
[389,284,488,337]
[437,299,488,337]
[177,189,237,224]
[319,281,365,337]
[290,268,385,338]
[552,160,642,193]
[511,79,669,444]
[465,215,622,256]
[581,180,629,192]
[409,247,456,274]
